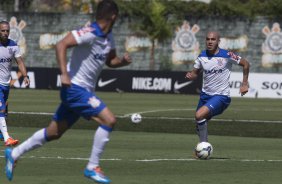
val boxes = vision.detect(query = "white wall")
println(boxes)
[230,72,282,98]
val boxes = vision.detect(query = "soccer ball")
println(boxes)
[131,113,142,123]
[194,142,213,159]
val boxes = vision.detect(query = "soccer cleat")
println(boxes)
[0,132,4,141]
[84,166,111,183]
[5,137,19,146]
[193,149,199,159]
[5,148,16,181]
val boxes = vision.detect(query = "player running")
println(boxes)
[0,20,30,146]
[186,31,249,144]
[5,0,131,183]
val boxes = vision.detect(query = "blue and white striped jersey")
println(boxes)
[0,39,21,86]
[194,48,241,96]
[69,22,115,92]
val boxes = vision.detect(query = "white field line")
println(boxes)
[0,155,282,162]
[10,111,53,115]
[9,111,282,124]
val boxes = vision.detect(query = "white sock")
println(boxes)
[12,128,47,160]
[0,117,10,141]
[196,119,208,142]
[87,126,112,170]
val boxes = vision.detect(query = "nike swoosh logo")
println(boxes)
[174,81,193,90]
[98,78,117,87]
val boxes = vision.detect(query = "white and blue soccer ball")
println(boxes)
[194,142,213,159]
[131,113,142,124]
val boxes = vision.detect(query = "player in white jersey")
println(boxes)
[0,21,30,146]
[5,1,131,183]
[186,31,249,146]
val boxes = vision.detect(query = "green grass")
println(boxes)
[1,89,282,183]
[1,127,282,184]
[6,89,282,137]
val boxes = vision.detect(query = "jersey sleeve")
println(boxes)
[193,57,202,69]
[71,26,95,45]
[14,45,22,58]
[227,51,242,64]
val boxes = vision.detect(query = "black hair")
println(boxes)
[0,21,9,26]
[96,0,119,20]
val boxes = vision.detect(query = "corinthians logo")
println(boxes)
[172,21,200,65]
[8,17,27,56]
[262,22,282,68]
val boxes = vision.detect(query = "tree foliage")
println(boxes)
[2,0,282,19]
[117,0,282,19]
[116,0,173,70]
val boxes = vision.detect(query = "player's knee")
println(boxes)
[195,112,205,121]
[47,131,63,140]
[107,116,117,127]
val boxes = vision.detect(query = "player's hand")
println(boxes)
[122,52,132,65]
[185,71,197,81]
[23,76,30,87]
[239,82,249,96]
[60,74,71,87]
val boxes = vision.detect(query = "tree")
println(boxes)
[121,0,173,70]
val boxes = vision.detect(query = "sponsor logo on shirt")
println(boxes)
[93,53,106,60]
[204,69,223,74]
[0,58,12,63]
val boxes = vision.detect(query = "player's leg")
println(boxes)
[5,119,70,181]
[0,101,9,141]
[195,92,211,142]
[5,101,78,181]
[195,94,231,142]
[84,108,116,183]
[59,84,113,183]
[195,106,210,142]
[87,107,115,166]
[0,85,18,146]
[0,130,3,140]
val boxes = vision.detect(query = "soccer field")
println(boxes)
[6,89,282,137]
[0,89,281,183]
[1,127,282,184]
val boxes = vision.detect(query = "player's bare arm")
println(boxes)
[185,68,200,81]
[15,57,30,86]
[55,32,77,87]
[239,58,250,96]
[105,50,131,68]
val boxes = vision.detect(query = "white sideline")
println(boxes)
[0,155,282,162]
[9,111,282,124]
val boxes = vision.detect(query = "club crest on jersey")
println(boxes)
[77,26,95,37]
[227,51,240,61]
[8,48,14,55]
[88,96,101,108]
[217,58,224,66]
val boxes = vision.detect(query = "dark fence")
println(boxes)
[11,67,202,95]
